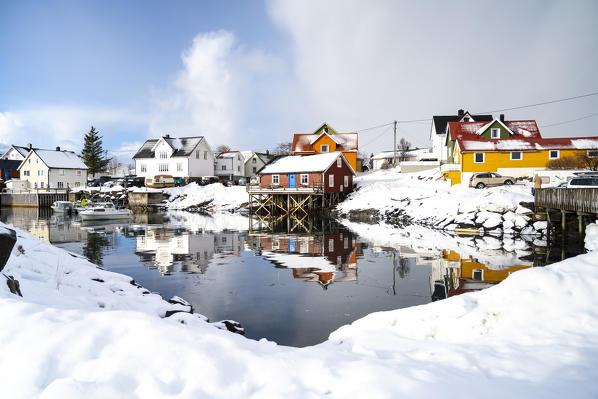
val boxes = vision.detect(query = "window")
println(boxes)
[177,163,183,172]
[549,150,560,159]
[344,175,349,187]
[28,159,31,164]
[474,153,485,163]
[336,158,342,167]
[40,182,44,188]
[320,144,329,153]
[34,182,37,188]
[252,158,256,164]
[344,237,349,249]
[328,238,334,252]
[74,182,80,188]
[272,174,279,184]
[588,150,598,158]
[38,170,43,176]
[237,165,240,171]
[252,167,257,173]
[57,182,64,188]
[23,170,29,176]
[301,174,308,185]
[76,170,81,176]
[140,164,147,172]
[159,151,167,159]
[491,128,500,139]
[159,163,169,172]
[472,269,484,281]
[59,169,64,176]
[221,165,226,170]
[196,150,199,159]
[204,151,208,160]
[510,151,522,160]
[329,174,334,187]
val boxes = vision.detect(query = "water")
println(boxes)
[0,207,584,347]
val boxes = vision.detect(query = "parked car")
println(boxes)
[200,176,218,186]
[566,176,598,188]
[88,176,113,187]
[173,177,186,187]
[469,172,515,189]
[124,176,145,188]
[554,182,568,188]
[146,175,175,188]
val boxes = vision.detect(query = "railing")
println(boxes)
[247,183,324,193]
[535,188,598,214]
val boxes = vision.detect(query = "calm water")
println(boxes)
[0,207,584,347]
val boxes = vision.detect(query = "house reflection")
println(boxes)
[430,250,532,301]
[247,231,358,289]
[135,227,244,275]
[0,207,87,244]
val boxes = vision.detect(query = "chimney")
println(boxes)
[27,143,32,149]
[56,146,61,151]
[457,109,464,116]
[499,114,505,122]
[164,134,170,139]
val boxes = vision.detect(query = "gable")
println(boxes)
[312,123,338,135]
[479,120,512,139]
[312,134,338,152]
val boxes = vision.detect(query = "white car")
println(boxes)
[566,176,598,188]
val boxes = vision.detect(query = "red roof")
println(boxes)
[292,132,358,153]
[448,120,542,142]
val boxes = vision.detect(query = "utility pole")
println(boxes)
[393,120,397,167]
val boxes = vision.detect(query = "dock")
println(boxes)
[535,188,598,234]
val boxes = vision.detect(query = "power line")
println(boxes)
[539,111,598,128]
[476,91,598,114]
[356,121,394,132]
[361,125,392,147]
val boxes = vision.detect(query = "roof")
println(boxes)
[0,159,22,170]
[292,132,358,153]
[459,136,598,152]
[259,152,355,174]
[216,151,242,159]
[11,146,30,158]
[432,113,493,135]
[372,151,397,160]
[31,149,88,169]
[448,120,542,141]
[133,136,204,159]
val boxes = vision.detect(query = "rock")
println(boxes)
[519,201,535,212]
[0,227,17,273]
[514,215,530,229]
[479,202,516,214]
[483,214,502,229]
[515,205,533,215]
[533,221,548,231]
[5,275,22,297]
[520,226,535,235]
[503,219,515,230]
[213,320,245,335]
[502,211,516,221]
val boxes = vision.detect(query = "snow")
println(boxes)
[572,139,598,149]
[260,152,345,174]
[1,218,598,397]
[32,149,88,169]
[163,182,248,211]
[586,222,598,251]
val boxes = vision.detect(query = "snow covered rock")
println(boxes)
[585,222,598,251]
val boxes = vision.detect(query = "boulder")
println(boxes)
[0,227,17,273]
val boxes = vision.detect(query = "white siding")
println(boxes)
[188,139,215,177]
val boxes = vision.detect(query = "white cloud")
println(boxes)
[150,30,284,148]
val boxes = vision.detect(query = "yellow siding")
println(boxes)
[460,260,531,282]
[296,135,358,171]
[462,149,586,172]
[444,170,461,185]
[342,151,357,171]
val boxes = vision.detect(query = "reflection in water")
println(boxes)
[82,232,112,267]
[246,231,358,289]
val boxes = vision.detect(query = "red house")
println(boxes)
[258,152,355,193]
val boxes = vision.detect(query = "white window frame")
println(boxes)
[474,153,485,163]
[40,182,44,188]
[204,151,208,160]
[328,174,334,187]
[510,151,523,161]
[252,158,257,164]
[272,174,279,185]
[300,174,308,185]
[588,150,598,158]
[160,151,168,159]
[177,163,183,172]
[344,175,349,186]
[57,182,64,188]
[252,167,257,173]
[196,150,199,159]
[320,144,329,153]
[549,150,560,159]
[140,164,147,173]
[77,170,81,176]
[59,169,64,176]
[336,158,342,167]
[472,269,484,281]
[491,128,500,139]
[221,165,226,171]
[328,238,334,252]
[159,163,169,172]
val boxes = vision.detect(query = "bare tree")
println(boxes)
[275,142,292,155]
[577,153,598,171]
[398,138,411,161]
[216,144,231,153]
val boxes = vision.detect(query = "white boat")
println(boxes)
[79,202,133,221]
[51,201,74,214]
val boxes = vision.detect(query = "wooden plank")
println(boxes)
[535,188,598,214]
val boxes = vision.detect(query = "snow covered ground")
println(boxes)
[1,218,598,398]
[163,183,248,211]
[338,168,543,236]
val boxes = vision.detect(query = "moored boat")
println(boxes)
[79,202,133,221]
[51,201,74,214]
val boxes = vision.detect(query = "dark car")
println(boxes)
[87,176,113,187]
[173,177,186,187]
[123,176,145,188]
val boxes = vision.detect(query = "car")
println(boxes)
[146,175,175,188]
[566,176,598,188]
[124,176,145,188]
[554,182,568,188]
[469,172,515,189]
[87,176,112,187]
[173,177,186,187]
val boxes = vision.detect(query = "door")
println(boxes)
[288,174,296,188]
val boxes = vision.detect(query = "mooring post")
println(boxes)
[578,212,583,235]
[561,210,566,232]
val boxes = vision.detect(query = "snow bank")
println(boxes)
[163,183,248,211]
[1,221,598,398]
[586,222,598,251]
[339,168,540,235]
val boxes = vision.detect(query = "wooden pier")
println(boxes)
[535,188,598,234]
[0,192,69,208]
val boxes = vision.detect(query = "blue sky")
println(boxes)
[1,0,597,163]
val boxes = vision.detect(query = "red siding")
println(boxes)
[323,158,353,193]
[260,172,322,189]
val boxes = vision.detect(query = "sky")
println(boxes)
[1,0,597,163]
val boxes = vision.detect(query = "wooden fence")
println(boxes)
[535,188,598,214]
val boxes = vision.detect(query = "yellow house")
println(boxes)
[291,123,359,171]
[444,118,598,185]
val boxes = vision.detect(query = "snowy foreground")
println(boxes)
[338,169,545,235]
[1,220,598,398]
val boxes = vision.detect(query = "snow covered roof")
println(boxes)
[460,136,598,152]
[448,120,542,141]
[29,149,88,169]
[259,152,355,174]
[133,136,205,159]
[372,151,396,160]
[292,133,358,153]
[216,151,242,159]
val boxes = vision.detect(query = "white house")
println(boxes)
[215,151,245,182]
[429,110,493,163]
[241,151,274,178]
[133,135,215,182]
[1,144,32,161]
[371,148,437,170]
[17,147,88,190]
